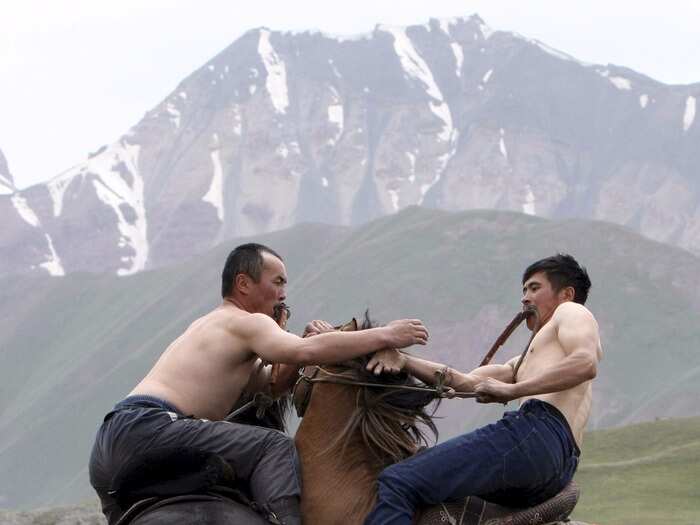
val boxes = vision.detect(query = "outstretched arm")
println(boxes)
[241,313,429,365]
[367,351,517,391]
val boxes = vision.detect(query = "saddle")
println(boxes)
[110,446,253,525]
[418,480,580,525]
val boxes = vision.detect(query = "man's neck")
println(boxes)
[222,296,253,313]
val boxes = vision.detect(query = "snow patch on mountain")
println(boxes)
[639,94,649,108]
[204,146,224,222]
[11,194,40,227]
[528,38,588,65]
[482,69,493,83]
[609,76,631,90]
[0,175,13,195]
[499,128,508,161]
[451,43,463,77]
[478,21,494,39]
[328,58,342,79]
[384,26,442,100]
[418,129,460,204]
[388,189,400,212]
[232,105,242,135]
[327,103,344,145]
[683,96,696,132]
[88,141,148,276]
[258,29,289,114]
[11,193,65,275]
[406,151,416,183]
[39,234,65,276]
[47,173,73,216]
[596,69,632,90]
[523,185,536,215]
[382,26,456,145]
[0,150,14,194]
[276,143,290,158]
[166,102,181,128]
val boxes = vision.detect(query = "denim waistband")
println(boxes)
[113,395,184,415]
[519,399,580,456]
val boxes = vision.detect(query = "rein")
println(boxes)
[478,305,540,383]
[293,365,477,417]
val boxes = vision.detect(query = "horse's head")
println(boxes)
[295,311,439,469]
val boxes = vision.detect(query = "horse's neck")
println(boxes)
[295,383,380,525]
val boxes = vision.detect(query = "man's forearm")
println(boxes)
[512,351,597,398]
[404,356,514,391]
[297,327,392,364]
[403,355,452,386]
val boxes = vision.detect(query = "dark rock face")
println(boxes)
[1,15,699,277]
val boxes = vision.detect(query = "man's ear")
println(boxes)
[234,273,252,296]
[560,286,575,302]
[338,318,358,332]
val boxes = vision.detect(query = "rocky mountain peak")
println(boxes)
[1,14,698,278]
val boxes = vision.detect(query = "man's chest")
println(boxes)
[516,325,564,378]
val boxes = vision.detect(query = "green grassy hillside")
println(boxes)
[2,207,700,509]
[573,417,700,525]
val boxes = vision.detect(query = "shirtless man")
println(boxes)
[361,254,602,524]
[88,243,428,525]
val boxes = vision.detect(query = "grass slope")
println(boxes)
[573,417,700,525]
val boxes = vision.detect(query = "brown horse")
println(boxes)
[294,315,584,525]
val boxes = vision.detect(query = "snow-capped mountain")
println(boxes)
[1,14,699,277]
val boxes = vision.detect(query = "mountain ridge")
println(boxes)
[1,14,698,277]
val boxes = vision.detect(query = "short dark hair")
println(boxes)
[522,254,591,305]
[221,243,283,298]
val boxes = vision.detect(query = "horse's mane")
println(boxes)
[323,311,440,468]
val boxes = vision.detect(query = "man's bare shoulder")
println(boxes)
[553,301,597,325]
[214,307,278,337]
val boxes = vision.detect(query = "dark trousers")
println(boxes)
[89,396,301,524]
[364,399,580,525]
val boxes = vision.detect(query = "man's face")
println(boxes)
[521,271,569,330]
[250,252,288,317]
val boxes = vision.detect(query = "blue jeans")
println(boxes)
[364,399,580,525]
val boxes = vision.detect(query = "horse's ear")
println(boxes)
[338,318,358,331]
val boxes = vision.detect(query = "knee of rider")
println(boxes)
[265,429,296,453]
[377,464,411,495]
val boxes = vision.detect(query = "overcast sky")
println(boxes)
[1,0,699,189]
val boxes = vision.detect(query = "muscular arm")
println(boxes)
[475,303,600,403]
[511,305,599,398]
[241,314,428,365]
